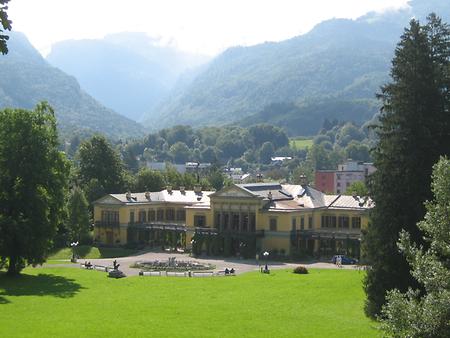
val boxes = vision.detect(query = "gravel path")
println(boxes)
[59,251,362,277]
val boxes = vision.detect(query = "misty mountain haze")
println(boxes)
[3,0,450,137]
[47,33,210,121]
[0,31,144,139]
[139,0,450,134]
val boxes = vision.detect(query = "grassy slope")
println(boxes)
[48,245,140,260]
[290,138,313,149]
[0,268,378,337]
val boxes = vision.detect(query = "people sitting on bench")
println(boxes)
[84,261,93,269]
[225,268,230,275]
[230,268,235,274]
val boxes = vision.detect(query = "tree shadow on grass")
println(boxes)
[0,272,84,304]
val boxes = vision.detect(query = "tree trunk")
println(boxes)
[7,254,18,276]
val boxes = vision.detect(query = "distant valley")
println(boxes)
[0,32,144,139]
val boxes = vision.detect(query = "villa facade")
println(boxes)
[93,183,371,259]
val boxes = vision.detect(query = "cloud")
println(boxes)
[9,0,409,56]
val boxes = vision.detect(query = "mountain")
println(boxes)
[47,33,209,121]
[0,31,144,139]
[143,0,450,135]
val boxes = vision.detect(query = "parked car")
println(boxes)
[331,255,358,265]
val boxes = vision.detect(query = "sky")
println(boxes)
[8,0,409,56]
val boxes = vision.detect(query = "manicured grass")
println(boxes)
[48,245,140,260]
[0,267,378,337]
[290,138,313,149]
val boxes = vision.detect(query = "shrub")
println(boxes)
[293,266,309,274]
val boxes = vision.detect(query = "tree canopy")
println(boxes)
[363,14,450,317]
[77,135,125,203]
[0,103,69,275]
[380,157,450,337]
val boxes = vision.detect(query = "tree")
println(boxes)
[77,135,125,203]
[0,103,69,275]
[380,157,450,337]
[345,181,368,196]
[208,170,225,191]
[67,187,90,242]
[258,141,275,164]
[169,142,191,164]
[364,15,450,317]
[0,0,12,55]
[135,168,165,192]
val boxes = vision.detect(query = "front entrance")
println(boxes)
[106,231,114,245]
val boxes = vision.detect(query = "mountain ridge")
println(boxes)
[0,31,145,140]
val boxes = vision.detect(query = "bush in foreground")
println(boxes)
[293,266,309,274]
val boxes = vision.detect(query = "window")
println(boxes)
[321,215,336,228]
[250,213,256,232]
[157,209,164,221]
[338,216,350,228]
[269,218,277,231]
[291,217,297,230]
[232,213,240,230]
[101,210,119,224]
[129,211,135,223]
[177,209,186,221]
[138,210,146,223]
[194,215,206,227]
[148,210,155,221]
[337,182,341,187]
[352,217,361,229]
[223,213,229,230]
[166,208,175,221]
[242,214,249,231]
[308,216,313,229]
[300,217,305,230]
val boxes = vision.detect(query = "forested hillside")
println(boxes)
[0,32,144,139]
[143,0,450,134]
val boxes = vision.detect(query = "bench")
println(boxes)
[166,271,188,277]
[139,271,162,277]
[192,271,214,277]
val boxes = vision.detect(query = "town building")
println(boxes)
[315,160,376,194]
[93,182,371,259]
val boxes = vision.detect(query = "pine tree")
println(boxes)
[380,157,450,337]
[364,15,450,317]
[67,187,90,242]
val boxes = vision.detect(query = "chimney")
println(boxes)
[256,173,263,182]
[299,174,308,186]
[126,191,131,200]
[145,191,151,200]
[268,191,272,200]
[180,186,185,194]
[194,185,202,194]
[166,185,172,194]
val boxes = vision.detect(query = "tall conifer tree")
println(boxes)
[364,14,450,317]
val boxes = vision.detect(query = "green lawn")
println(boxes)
[48,245,140,261]
[290,138,313,149]
[0,267,378,337]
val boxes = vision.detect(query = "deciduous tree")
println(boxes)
[0,103,69,275]
[77,135,125,203]
[380,157,450,337]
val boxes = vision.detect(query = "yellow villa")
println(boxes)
[93,182,371,259]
